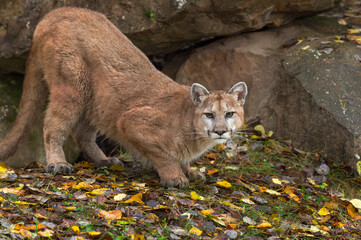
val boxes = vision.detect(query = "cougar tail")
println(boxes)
[0,53,47,160]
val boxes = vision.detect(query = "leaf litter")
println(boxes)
[0,125,360,239]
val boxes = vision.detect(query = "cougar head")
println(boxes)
[191,82,247,144]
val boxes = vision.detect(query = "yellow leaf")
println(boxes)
[98,209,122,220]
[251,135,259,139]
[356,161,361,176]
[89,188,112,195]
[0,187,20,194]
[348,29,361,34]
[284,186,301,203]
[189,226,202,235]
[257,222,272,228]
[317,207,330,216]
[72,226,80,233]
[201,209,216,215]
[267,130,274,137]
[272,178,282,185]
[109,164,124,171]
[15,201,36,205]
[207,168,218,175]
[216,180,232,188]
[302,45,310,50]
[65,206,77,211]
[265,189,281,196]
[254,125,266,136]
[347,204,361,220]
[131,235,145,240]
[221,200,231,205]
[338,19,347,25]
[19,228,32,239]
[0,166,8,173]
[88,231,101,236]
[217,144,226,153]
[205,152,217,160]
[241,198,255,205]
[72,182,93,190]
[124,192,144,205]
[74,161,94,169]
[190,191,200,200]
[350,198,361,209]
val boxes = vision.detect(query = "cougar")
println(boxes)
[0,7,247,187]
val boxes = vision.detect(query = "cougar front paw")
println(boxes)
[186,169,206,181]
[93,157,124,168]
[46,162,74,174]
[159,173,189,188]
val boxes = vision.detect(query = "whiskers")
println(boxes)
[231,130,247,140]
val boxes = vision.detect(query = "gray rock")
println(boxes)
[224,230,238,239]
[0,0,336,73]
[164,16,361,171]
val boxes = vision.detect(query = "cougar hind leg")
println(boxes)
[43,86,82,174]
[71,118,123,167]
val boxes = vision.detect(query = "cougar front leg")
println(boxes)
[71,119,123,167]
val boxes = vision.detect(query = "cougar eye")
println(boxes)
[225,112,234,118]
[204,113,214,119]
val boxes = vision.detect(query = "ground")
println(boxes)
[0,125,360,239]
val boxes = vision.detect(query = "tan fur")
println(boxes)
[0,8,247,187]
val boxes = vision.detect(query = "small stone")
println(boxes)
[146,200,159,208]
[310,175,327,184]
[224,230,237,239]
[237,145,248,153]
[210,185,219,194]
[322,48,333,54]
[315,163,330,175]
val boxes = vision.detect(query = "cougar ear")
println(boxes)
[191,83,210,106]
[228,82,248,105]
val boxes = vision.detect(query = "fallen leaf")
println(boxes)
[350,198,361,209]
[190,191,200,200]
[284,186,301,203]
[317,207,330,216]
[72,226,80,233]
[254,125,266,136]
[72,182,93,190]
[124,192,145,205]
[88,231,101,236]
[338,19,347,25]
[98,209,122,220]
[114,193,127,201]
[19,228,32,239]
[189,226,202,235]
[217,180,232,188]
[109,164,124,171]
[207,168,218,175]
[257,222,272,228]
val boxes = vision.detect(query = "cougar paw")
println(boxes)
[94,157,124,168]
[186,169,206,181]
[159,174,189,188]
[46,162,74,174]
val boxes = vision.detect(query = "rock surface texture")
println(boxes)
[163,15,361,169]
[0,0,335,73]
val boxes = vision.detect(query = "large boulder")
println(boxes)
[163,16,361,169]
[0,0,336,73]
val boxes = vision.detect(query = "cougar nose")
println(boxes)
[215,130,226,136]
